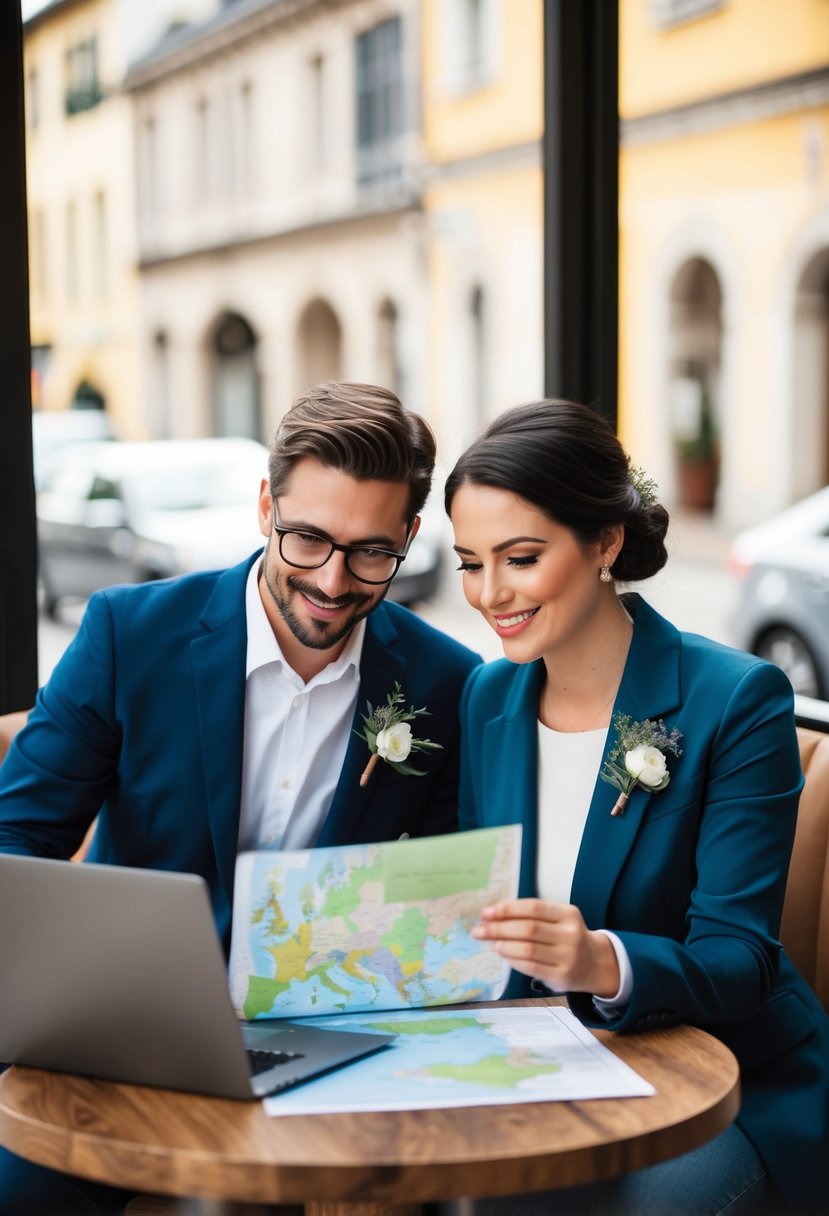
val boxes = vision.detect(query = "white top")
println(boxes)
[235,558,365,855]
[536,723,608,903]
[536,721,632,1012]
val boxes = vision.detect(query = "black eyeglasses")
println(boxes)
[272,506,411,586]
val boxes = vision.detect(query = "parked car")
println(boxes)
[37,437,442,618]
[31,409,116,489]
[728,486,829,699]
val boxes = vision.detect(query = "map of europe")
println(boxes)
[229,825,521,1021]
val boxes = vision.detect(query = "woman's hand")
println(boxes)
[472,898,621,997]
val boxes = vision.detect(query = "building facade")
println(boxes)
[23,0,218,435]
[125,0,429,442]
[619,0,829,527]
[420,0,544,468]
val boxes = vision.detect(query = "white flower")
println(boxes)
[624,744,669,790]
[375,722,413,763]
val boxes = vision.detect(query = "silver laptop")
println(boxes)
[0,853,395,1100]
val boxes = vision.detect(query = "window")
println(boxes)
[470,284,488,425]
[355,17,405,187]
[65,201,79,300]
[308,54,327,174]
[91,190,108,299]
[65,38,101,115]
[30,209,48,302]
[27,67,39,130]
[650,0,724,29]
[440,0,498,93]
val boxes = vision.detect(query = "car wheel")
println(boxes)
[755,627,824,699]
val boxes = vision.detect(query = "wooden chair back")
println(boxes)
[782,727,829,1012]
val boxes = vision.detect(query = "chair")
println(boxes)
[0,710,29,766]
[781,727,829,1013]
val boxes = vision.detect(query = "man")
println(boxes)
[0,381,481,1215]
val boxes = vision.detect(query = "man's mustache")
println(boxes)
[287,575,370,609]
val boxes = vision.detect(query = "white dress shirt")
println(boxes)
[536,721,632,1012]
[235,559,365,855]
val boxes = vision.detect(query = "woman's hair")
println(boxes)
[444,399,669,582]
[269,381,436,523]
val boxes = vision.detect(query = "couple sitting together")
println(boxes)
[1,382,827,1215]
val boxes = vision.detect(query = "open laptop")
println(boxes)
[0,853,395,1100]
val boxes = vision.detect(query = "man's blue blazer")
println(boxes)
[459,593,829,1214]
[0,553,481,956]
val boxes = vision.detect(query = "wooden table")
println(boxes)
[0,1003,740,1216]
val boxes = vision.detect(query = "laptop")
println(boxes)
[0,853,395,1100]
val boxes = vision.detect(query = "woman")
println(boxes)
[445,400,829,1216]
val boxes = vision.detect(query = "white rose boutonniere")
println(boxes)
[600,713,682,816]
[356,682,443,788]
[375,722,413,764]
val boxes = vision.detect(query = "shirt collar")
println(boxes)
[244,557,365,686]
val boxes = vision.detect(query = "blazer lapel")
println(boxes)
[191,558,254,910]
[316,605,406,846]
[571,595,683,929]
[483,662,545,898]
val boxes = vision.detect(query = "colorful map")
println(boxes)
[262,1005,656,1115]
[229,825,521,1021]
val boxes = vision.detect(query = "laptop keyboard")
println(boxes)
[246,1047,304,1077]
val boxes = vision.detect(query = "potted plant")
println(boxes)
[675,382,719,511]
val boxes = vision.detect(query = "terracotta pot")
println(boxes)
[678,458,717,511]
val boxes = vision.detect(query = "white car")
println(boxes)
[729,487,829,699]
[37,437,442,618]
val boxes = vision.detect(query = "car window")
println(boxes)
[125,459,260,512]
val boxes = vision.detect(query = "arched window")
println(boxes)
[469,282,487,427]
[296,298,342,393]
[376,298,401,396]
[211,312,261,440]
[792,248,829,500]
[669,258,722,511]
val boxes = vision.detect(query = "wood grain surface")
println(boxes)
[0,1004,739,1209]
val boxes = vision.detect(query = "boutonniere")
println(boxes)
[356,681,443,787]
[600,712,683,817]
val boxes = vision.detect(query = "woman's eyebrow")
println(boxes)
[453,536,547,556]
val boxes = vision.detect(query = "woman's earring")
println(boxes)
[599,565,613,583]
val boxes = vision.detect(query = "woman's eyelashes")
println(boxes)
[455,554,540,573]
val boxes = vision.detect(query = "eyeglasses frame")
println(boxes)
[271,503,413,586]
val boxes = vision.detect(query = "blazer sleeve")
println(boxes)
[0,591,120,858]
[571,658,805,1032]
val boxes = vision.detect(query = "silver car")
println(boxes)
[37,437,442,618]
[729,487,829,699]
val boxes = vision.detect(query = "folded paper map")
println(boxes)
[229,824,521,1020]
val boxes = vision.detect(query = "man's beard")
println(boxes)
[261,536,378,653]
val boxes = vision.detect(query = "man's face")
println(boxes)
[257,457,418,677]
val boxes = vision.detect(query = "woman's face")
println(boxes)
[449,483,618,665]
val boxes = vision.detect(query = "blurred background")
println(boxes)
[16,0,829,696]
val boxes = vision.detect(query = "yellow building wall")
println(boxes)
[25,0,144,437]
[621,0,829,117]
[422,0,543,161]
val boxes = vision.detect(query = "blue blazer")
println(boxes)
[0,553,481,956]
[459,594,829,1214]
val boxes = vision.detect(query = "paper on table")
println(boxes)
[229,824,522,1021]
[263,1005,656,1115]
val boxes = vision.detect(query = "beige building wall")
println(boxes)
[128,0,429,442]
[619,0,829,527]
[421,0,544,468]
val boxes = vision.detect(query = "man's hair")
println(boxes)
[268,381,436,522]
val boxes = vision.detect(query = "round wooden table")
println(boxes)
[0,1007,739,1216]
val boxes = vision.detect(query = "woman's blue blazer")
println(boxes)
[458,593,829,1214]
